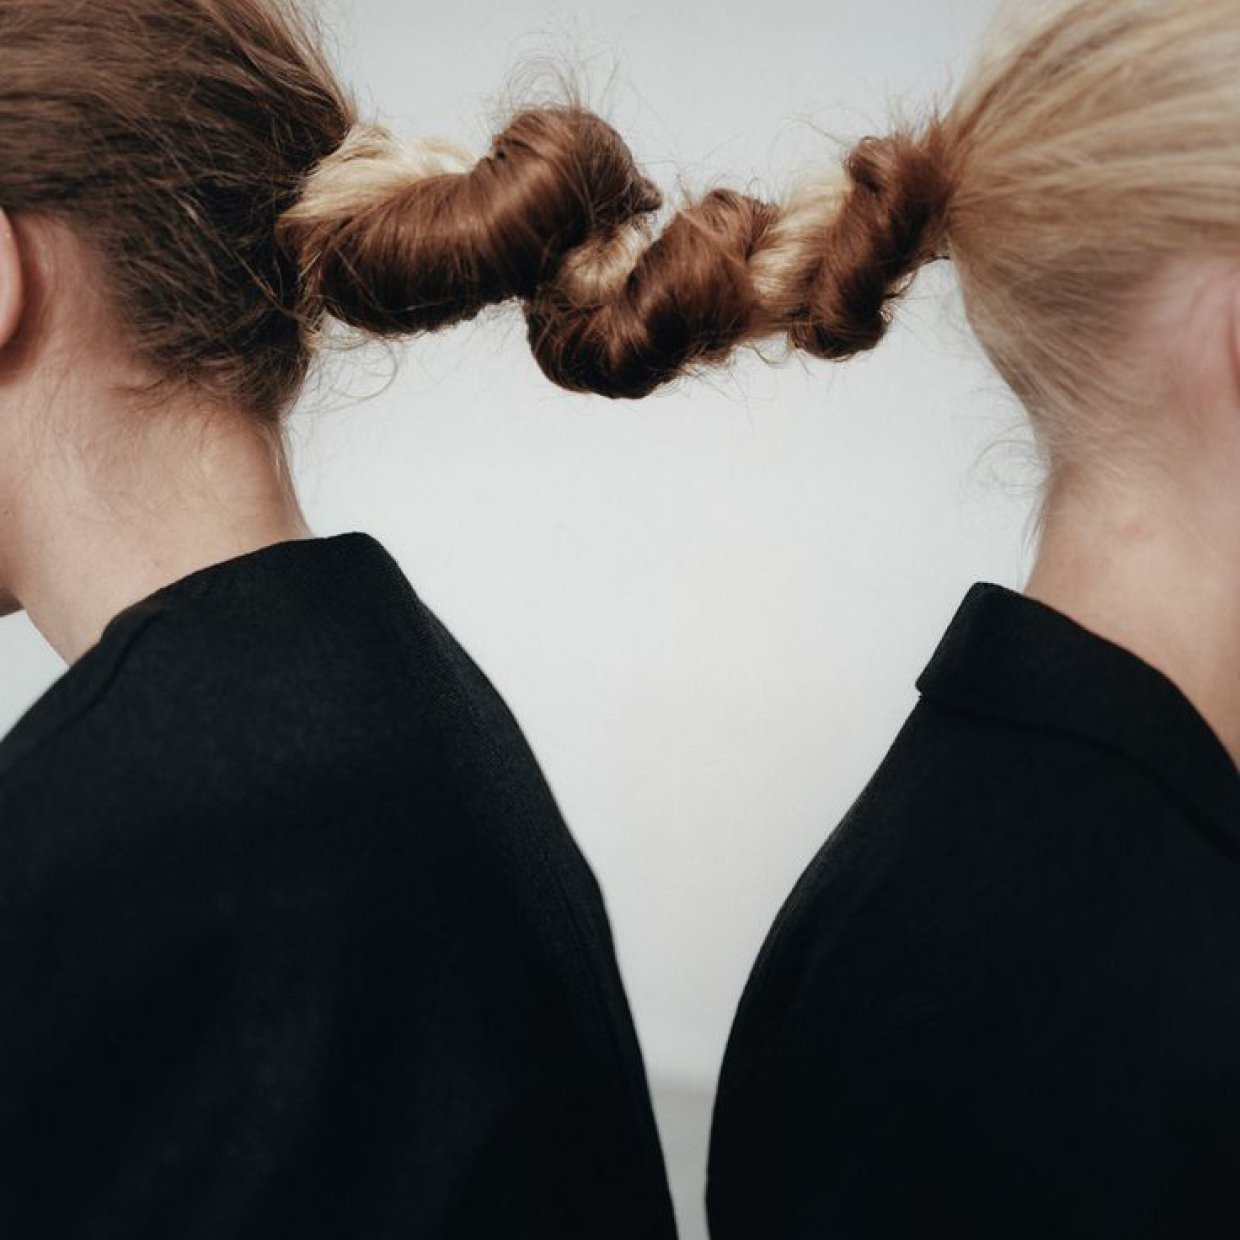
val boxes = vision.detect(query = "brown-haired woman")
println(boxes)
[0,2,676,1237]
[493,0,1240,1232]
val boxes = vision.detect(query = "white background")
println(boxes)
[0,0,1040,1232]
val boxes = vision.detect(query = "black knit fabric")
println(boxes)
[708,582,1240,1238]
[0,531,676,1240]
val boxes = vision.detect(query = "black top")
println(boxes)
[0,531,676,1240]
[707,582,1240,1239]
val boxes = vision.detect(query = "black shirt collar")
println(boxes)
[95,531,389,646]
[915,582,1240,845]
[0,532,393,786]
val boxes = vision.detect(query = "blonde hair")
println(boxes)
[942,0,1240,469]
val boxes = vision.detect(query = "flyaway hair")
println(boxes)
[8,0,1240,473]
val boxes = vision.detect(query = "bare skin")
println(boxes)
[0,209,313,665]
[1024,257,1240,767]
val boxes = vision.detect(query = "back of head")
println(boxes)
[1,0,355,423]
[0,0,660,428]
[943,0,1240,465]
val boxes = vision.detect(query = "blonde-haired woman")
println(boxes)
[475,0,1240,1231]
[707,1,1240,1230]
[0,2,676,1236]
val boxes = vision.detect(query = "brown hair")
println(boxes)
[506,0,1240,475]
[278,108,661,340]
[0,0,658,428]
[3,0,352,424]
[522,125,955,399]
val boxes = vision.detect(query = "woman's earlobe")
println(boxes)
[0,209,24,351]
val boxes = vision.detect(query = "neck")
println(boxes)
[1,400,313,665]
[1025,464,1240,767]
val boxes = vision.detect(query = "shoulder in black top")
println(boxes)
[707,582,1240,1239]
[0,531,676,1240]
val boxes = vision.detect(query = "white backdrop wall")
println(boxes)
[0,0,1036,1143]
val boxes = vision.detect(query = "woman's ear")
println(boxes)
[0,209,25,350]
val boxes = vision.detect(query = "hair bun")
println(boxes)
[515,119,957,400]
[276,106,662,337]
[788,123,955,359]
[279,106,956,400]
